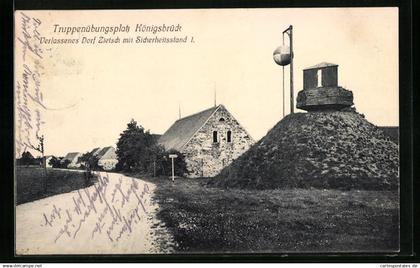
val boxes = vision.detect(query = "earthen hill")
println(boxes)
[211,63,399,190]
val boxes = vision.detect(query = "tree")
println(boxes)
[48,156,62,168]
[35,157,44,166]
[116,119,189,177]
[116,119,158,172]
[29,135,47,192]
[61,159,71,169]
[19,151,36,166]
[78,151,100,171]
[48,156,71,169]
[77,151,99,186]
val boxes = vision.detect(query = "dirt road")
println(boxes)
[16,172,175,254]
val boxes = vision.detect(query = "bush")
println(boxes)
[78,151,100,171]
[61,159,71,169]
[154,149,189,177]
[116,119,189,177]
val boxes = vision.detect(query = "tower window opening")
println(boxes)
[213,131,218,143]
[219,118,225,122]
[317,69,323,87]
[227,130,232,143]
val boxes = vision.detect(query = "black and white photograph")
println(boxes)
[13,8,401,255]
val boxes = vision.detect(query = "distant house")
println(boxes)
[97,146,118,171]
[61,152,82,168]
[159,104,254,178]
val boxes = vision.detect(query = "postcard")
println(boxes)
[14,8,399,255]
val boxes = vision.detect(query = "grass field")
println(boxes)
[138,176,399,253]
[16,166,97,205]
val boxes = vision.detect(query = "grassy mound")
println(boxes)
[211,111,399,190]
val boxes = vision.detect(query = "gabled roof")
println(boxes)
[62,152,80,162]
[96,146,113,159]
[100,147,117,160]
[90,147,101,156]
[304,62,338,70]
[158,105,221,151]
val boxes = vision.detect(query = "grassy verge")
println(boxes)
[16,166,97,205]
[134,175,399,253]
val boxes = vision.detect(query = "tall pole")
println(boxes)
[39,135,47,192]
[289,25,294,114]
[276,25,294,116]
[282,67,285,117]
[282,34,285,118]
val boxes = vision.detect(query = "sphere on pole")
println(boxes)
[273,45,291,66]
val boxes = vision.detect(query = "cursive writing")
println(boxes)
[15,12,45,157]
[17,12,43,61]
[40,173,151,244]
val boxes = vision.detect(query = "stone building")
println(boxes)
[158,104,254,178]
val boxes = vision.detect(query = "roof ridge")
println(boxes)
[304,62,338,70]
[158,105,223,151]
[175,105,221,122]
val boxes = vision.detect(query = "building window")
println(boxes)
[213,131,218,143]
[219,118,225,122]
[227,130,232,143]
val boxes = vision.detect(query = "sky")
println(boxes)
[15,8,399,157]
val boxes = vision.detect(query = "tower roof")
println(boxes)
[303,62,338,70]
